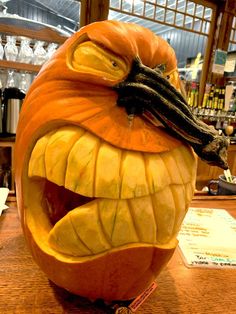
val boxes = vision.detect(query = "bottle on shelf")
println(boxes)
[228,85,236,112]
[213,86,220,109]
[187,81,199,108]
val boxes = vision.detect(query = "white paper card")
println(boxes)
[0,187,9,215]
[224,59,236,72]
[178,207,236,268]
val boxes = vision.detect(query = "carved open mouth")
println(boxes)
[26,125,196,258]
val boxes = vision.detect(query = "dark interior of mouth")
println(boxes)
[42,179,94,225]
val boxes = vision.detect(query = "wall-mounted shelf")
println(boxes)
[0,23,68,45]
[0,59,41,73]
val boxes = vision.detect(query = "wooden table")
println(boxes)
[1,196,236,314]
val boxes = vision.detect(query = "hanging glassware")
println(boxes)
[0,35,4,60]
[6,70,17,88]
[18,37,33,64]
[46,43,58,60]
[4,36,18,61]
[33,41,47,65]
[18,72,30,93]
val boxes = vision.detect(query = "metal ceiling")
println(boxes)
[0,0,80,35]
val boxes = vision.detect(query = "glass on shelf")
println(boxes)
[4,36,18,61]
[46,43,58,60]
[6,70,17,88]
[33,41,47,65]
[0,35,4,60]
[18,37,33,64]
[18,72,30,93]
[225,124,234,137]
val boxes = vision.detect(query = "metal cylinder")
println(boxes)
[3,87,25,135]
[5,98,22,134]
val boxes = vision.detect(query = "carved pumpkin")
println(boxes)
[15,20,228,301]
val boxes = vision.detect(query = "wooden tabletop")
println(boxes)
[1,196,236,314]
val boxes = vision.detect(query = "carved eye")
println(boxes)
[70,40,129,81]
[166,75,170,80]
[111,60,118,67]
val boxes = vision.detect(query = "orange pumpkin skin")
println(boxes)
[15,20,196,301]
[28,229,175,300]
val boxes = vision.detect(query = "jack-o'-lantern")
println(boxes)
[15,20,228,301]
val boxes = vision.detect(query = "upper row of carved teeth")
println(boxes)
[28,125,195,200]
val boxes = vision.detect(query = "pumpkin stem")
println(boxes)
[113,58,229,169]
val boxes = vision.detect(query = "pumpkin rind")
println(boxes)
[15,20,198,301]
[27,225,176,301]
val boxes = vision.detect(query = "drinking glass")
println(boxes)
[33,41,46,65]
[0,35,4,60]
[225,124,234,137]
[46,43,58,60]
[18,72,30,93]
[18,37,33,64]
[6,70,16,88]
[4,36,18,61]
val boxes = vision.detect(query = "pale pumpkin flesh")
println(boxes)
[27,125,196,257]
[15,20,228,301]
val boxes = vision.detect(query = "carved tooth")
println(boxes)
[169,184,189,234]
[48,211,93,256]
[98,199,139,247]
[28,131,55,178]
[128,196,157,243]
[45,126,85,186]
[152,187,176,244]
[144,153,170,194]
[65,131,100,196]
[95,142,122,198]
[120,151,149,199]
[49,201,111,256]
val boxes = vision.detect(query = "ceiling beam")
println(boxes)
[80,0,109,26]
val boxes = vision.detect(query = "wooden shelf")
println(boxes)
[0,135,15,142]
[0,59,41,73]
[225,76,236,81]
[0,22,68,73]
[0,23,68,44]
